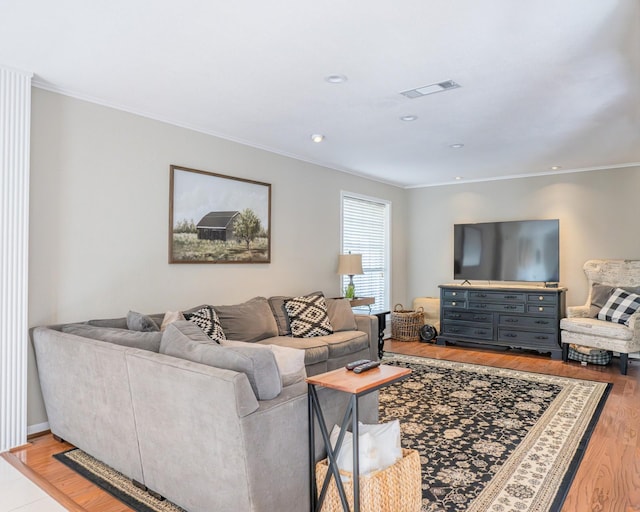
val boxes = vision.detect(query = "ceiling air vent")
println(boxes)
[400,80,461,99]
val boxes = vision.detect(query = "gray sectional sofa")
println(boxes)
[32,295,379,512]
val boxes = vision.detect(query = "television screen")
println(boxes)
[454,219,559,283]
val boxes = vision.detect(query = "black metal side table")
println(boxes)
[370,310,390,358]
[307,365,411,512]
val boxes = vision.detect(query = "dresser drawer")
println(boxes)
[443,310,492,323]
[469,291,525,302]
[442,299,467,309]
[469,302,524,313]
[442,289,468,300]
[498,315,556,330]
[498,328,558,345]
[527,304,557,315]
[527,293,558,305]
[442,323,493,340]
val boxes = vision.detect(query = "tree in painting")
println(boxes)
[233,208,262,251]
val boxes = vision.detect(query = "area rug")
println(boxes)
[53,448,186,512]
[380,354,611,512]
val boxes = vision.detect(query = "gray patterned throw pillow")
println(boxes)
[284,295,333,338]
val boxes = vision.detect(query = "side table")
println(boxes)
[370,310,390,359]
[307,365,411,512]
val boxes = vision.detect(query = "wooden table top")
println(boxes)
[306,364,411,394]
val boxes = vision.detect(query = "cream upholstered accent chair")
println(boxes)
[560,259,640,375]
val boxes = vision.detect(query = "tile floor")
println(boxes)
[0,456,66,511]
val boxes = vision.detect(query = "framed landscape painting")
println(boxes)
[169,165,271,263]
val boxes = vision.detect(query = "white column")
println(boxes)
[0,66,32,452]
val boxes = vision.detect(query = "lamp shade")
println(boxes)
[337,253,363,275]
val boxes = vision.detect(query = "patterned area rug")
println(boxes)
[379,354,611,512]
[53,449,186,512]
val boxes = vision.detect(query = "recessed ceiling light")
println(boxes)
[400,115,418,122]
[449,143,464,149]
[325,74,347,84]
[455,176,463,180]
[311,134,325,143]
[400,80,461,99]
[551,165,561,170]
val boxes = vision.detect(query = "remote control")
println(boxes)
[353,360,381,374]
[346,359,371,370]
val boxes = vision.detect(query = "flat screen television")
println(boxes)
[453,219,559,283]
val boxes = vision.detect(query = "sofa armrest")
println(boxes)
[566,305,590,318]
[355,314,378,361]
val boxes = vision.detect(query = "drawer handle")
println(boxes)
[475,330,487,335]
[452,301,457,306]
[538,296,545,301]
[504,305,517,310]
[477,293,487,298]
[473,316,488,321]
[451,313,461,319]
[452,292,457,296]
[538,307,544,312]
[504,333,518,338]
[477,304,487,309]
[451,328,461,333]
[504,295,517,299]
[535,335,549,340]
[534,320,549,325]
[505,318,519,323]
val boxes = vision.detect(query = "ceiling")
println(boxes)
[2,0,639,188]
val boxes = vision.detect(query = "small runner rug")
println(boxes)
[380,354,611,512]
[53,448,186,512]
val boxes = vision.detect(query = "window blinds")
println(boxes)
[341,194,389,311]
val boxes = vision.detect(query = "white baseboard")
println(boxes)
[27,422,49,436]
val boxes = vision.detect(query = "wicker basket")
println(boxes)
[391,304,424,341]
[315,448,422,512]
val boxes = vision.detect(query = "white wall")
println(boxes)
[27,89,408,426]
[406,166,640,307]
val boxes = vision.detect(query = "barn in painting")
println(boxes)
[196,211,239,241]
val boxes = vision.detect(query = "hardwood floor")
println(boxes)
[4,340,640,511]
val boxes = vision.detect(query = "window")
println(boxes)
[341,192,390,311]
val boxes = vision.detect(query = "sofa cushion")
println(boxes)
[126,311,160,332]
[326,298,357,332]
[160,322,281,400]
[322,331,370,358]
[597,288,640,326]
[285,295,333,338]
[560,317,634,341]
[258,336,329,367]
[213,297,278,342]
[221,339,306,387]
[184,305,226,343]
[61,324,162,352]
[87,317,128,329]
[268,291,323,336]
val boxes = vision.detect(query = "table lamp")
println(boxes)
[337,253,363,299]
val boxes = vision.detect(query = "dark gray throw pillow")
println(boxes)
[127,310,160,332]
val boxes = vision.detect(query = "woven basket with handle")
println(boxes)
[391,304,424,341]
[315,448,422,512]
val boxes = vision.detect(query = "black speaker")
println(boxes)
[419,324,437,342]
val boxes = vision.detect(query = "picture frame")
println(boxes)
[169,165,271,263]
